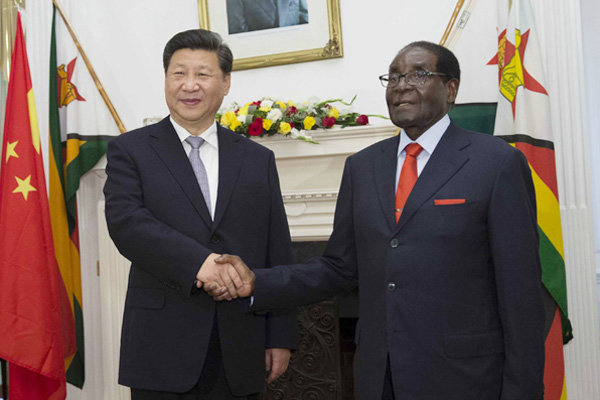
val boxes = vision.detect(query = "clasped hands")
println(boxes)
[196,253,255,301]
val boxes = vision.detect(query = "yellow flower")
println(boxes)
[229,119,242,131]
[327,107,339,119]
[304,116,316,130]
[263,119,273,131]
[287,100,295,107]
[275,101,287,110]
[238,103,250,116]
[220,111,236,127]
[278,122,292,135]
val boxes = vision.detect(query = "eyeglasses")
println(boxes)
[379,70,448,88]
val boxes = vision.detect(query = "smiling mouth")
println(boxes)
[181,99,201,105]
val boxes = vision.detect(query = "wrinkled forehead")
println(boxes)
[389,47,437,72]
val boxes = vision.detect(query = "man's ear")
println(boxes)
[446,79,459,104]
[223,73,231,96]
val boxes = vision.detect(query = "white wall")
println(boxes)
[17,0,600,399]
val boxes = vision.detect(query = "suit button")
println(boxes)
[387,282,396,291]
[390,239,399,248]
[210,235,220,244]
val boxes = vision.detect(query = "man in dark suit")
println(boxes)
[209,41,545,400]
[104,29,297,399]
[227,0,309,34]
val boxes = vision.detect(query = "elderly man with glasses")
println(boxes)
[205,41,545,400]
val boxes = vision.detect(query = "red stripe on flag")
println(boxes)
[513,142,558,199]
[544,307,566,399]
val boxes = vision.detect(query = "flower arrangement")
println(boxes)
[217,96,384,144]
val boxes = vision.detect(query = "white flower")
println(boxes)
[260,100,274,109]
[290,128,301,139]
[237,115,246,123]
[266,108,283,123]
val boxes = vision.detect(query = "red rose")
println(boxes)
[356,115,369,125]
[287,106,298,115]
[290,122,295,128]
[248,118,263,136]
[251,101,261,106]
[322,116,336,128]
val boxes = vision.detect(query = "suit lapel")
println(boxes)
[373,136,400,233]
[394,123,471,234]
[212,126,245,231]
[149,118,213,228]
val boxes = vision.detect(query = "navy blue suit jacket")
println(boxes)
[252,122,545,400]
[104,118,297,395]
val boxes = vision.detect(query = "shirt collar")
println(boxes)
[170,117,219,150]
[397,114,450,157]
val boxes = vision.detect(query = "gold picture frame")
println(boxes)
[198,0,343,71]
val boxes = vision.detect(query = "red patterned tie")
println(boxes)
[395,143,424,223]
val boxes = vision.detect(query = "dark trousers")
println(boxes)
[382,356,395,400]
[131,318,258,400]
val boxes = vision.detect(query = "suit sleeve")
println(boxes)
[104,137,211,297]
[488,148,545,398]
[252,157,359,311]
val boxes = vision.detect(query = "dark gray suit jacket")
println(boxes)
[104,118,297,395]
[251,122,545,400]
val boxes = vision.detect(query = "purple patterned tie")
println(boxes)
[185,136,211,215]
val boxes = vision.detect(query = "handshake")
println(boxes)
[195,253,256,301]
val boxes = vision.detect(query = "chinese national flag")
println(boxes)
[0,12,75,400]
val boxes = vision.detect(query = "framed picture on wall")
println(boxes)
[198,0,343,71]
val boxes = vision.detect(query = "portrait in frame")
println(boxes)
[198,0,343,71]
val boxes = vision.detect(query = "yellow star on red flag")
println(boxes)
[5,141,19,163]
[12,175,37,200]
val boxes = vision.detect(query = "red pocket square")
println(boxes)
[434,198,466,205]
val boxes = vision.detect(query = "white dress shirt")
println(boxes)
[170,117,219,219]
[395,114,450,191]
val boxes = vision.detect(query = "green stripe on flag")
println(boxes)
[449,103,497,134]
[65,296,85,387]
[538,226,572,343]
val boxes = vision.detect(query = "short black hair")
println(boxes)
[401,41,461,82]
[163,29,233,75]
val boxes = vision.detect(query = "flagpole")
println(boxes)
[52,0,127,134]
[439,0,466,46]
[0,358,7,400]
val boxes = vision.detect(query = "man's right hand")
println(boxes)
[196,253,244,300]
[205,254,256,301]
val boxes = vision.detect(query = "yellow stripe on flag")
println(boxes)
[510,143,565,259]
[529,165,564,259]
[27,89,41,154]
[65,138,86,167]
[561,376,568,400]
[49,140,83,312]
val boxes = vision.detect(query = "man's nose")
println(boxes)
[182,76,201,91]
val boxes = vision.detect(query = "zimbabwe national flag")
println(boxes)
[491,1,571,399]
[0,12,76,399]
[48,3,122,387]
[445,1,570,398]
